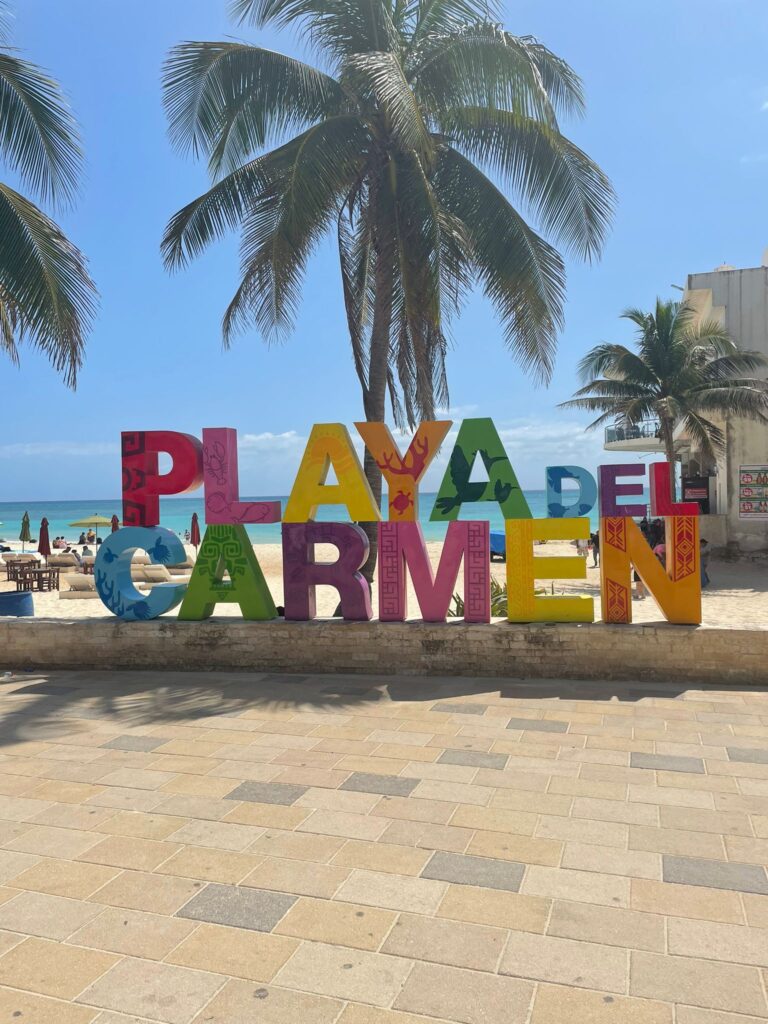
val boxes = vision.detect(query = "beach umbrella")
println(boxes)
[110,515,120,533]
[19,512,31,553]
[37,518,51,562]
[190,512,201,551]
[68,515,113,543]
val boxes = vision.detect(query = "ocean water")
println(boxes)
[0,491,601,546]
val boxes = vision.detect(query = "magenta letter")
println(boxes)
[378,521,490,623]
[202,428,280,525]
[598,464,646,518]
[282,522,372,621]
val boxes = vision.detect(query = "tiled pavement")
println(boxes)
[0,673,765,1022]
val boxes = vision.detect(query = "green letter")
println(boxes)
[178,524,277,620]
[430,418,531,521]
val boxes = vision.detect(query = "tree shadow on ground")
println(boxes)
[0,669,763,753]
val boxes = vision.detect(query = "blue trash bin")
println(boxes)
[0,591,34,617]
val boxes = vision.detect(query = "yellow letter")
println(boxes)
[284,424,381,523]
[505,518,594,623]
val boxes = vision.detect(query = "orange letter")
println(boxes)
[600,516,701,624]
[355,421,451,521]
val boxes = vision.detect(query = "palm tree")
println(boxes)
[0,3,97,387]
[162,0,614,576]
[560,298,768,499]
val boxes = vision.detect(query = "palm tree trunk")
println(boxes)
[660,417,677,503]
[359,215,395,588]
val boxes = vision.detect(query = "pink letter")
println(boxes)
[377,521,490,622]
[649,462,698,517]
[122,431,203,528]
[598,464,646,518]
[202,428,280,525]
[282,522,372,621]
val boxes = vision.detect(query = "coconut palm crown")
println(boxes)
[162,0,615,434]
[0,2,97,387]
[560,298,768,497]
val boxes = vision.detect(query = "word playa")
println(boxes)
[97,418,702,626]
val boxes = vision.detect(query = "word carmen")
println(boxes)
[96,419,702,626]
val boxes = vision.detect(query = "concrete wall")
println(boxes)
[1,618,765,684]
[686,266,768,554]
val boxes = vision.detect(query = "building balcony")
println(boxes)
[604,420,665,452]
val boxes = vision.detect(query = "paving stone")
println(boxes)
[500,930,628,992]
[727,747,768,765]
[630,950,768,1016]
[421,850,524,892]
[506,717,568,733]
[340,773,418,797]
[0,935,118,1000]
[14,683,79,695]
[394,961,534,1024]
[382,913,506,971]
[437,884,550,932]
[166,922,299,981]
[100,735,166,752]
[630,753,705,773]
[70,906,196,960]
[76,958,225,1024]
[274,941,413,1006]
[431,703,488,716]
[548,900,666,952]
[437,749,507,770]
[530,984,673,1023]
[0,989,98,1024]
[0,889,104,940]
[663,855,768,895]
[275,896,396,950]
[176,882,296,931]
[335,868,447,914]
[224,781,308,805]
[667,917,768,967]
[190,978,342,1024]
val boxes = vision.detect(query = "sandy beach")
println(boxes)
[2,539,766,628]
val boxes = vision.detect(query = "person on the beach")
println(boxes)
[590,531,600,567]
[575,537,589,558]
[653,540,666,564]
[78,532,86,545]
[86,529,96,544]
[64,546,82,564]
[633,570,646,600]
[82,545,93,557]
[700,538,711,588]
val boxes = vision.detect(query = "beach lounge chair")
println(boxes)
[59,575,99,599]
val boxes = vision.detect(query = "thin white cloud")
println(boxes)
[0,440,119,458]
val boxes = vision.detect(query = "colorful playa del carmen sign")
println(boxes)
[96,418,702,626]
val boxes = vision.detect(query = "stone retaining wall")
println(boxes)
[0,618,762,684]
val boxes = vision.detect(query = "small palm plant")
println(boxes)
[0,2,97,386]
[560,299,768,498]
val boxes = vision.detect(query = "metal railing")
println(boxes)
[604,420,662,444]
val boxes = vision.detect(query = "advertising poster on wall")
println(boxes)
[739,466,768,519]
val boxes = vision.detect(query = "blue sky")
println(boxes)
[1,0,767,501]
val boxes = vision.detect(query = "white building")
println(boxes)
[604,255,768,556]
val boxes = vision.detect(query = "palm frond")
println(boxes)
[0,50,82,207]
[163,41,344,177]
[434,144,563,382]
[231,0,400,58]
[440,106,614,260]
[0,182,96,387]
[220,114,371,342]
[410,26,558,124]
[346,50,433,161]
